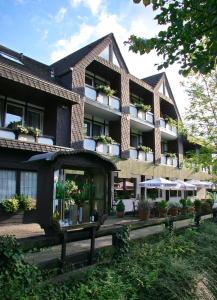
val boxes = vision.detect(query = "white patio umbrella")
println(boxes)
[186,179,213,188]
[171,180,196,191]
[139,177,178,189]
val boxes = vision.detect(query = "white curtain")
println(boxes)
[20,171,37,199]
[0,170,16,200]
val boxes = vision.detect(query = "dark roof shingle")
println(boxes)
[142,72,165,88]
[51,34,111,75]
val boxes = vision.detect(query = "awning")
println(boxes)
[139,177,177,189]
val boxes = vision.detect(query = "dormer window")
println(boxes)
[0,51,23,65]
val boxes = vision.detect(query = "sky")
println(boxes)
[0,0,189,115]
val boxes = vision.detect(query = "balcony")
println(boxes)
[129,148,154,163]
[130,105,154,131]
[85,85,121,111]
[83,137,120,157]
[0,127,54,145]
[159,118,177,140]
[160,154,178,167]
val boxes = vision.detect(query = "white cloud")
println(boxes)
[51,23,94,62]
[55,7,67,23]
[70,0,103,15]
[51,4,188,115]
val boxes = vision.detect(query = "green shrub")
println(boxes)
[16,194,32,211]
[116,200,125,212]
[1,198,19,214]
[159,200,168,209]
[180,198,187,208]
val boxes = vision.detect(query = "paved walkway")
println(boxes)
[0,215,212,266]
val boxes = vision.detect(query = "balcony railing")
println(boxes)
[85,85,120,111]
[161,154,178,167]
[129,105,154,124]
[0,127,54,145]
[129,148,154,162]
[160,118,177,134]
[83,137,120,157]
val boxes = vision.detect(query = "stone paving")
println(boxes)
[0,215,212,266]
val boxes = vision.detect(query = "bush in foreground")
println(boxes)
[1,222,217,299]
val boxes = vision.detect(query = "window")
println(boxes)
[20,172,37,200]
[85,73,94,86]
[0,51,23,65]
[26,109,43,130]
[130,134,142,148]
[84,120,91,137]
[5,103,24,128]
[99,46,110,61]
[92,123,104,136]
[112,50,120,67]
[114,177,136,199]
[0,170,16,200]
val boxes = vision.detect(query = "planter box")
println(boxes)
[138,208,150,221]
[146,152,154,162]
[167,157,173,165]
[0,129,15,140]
[137,110,145,121]
[96,142,109,154]
[97,92,108,106]
[0,208,37,225]
[18,134,35,143]
[138,150,146,161]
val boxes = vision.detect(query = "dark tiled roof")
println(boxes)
[27,150,117,170]
[0,44,53,83]
[0,138,71,153]
[51,34,112,74]
[142,72,165,88]
[0,61,79,103]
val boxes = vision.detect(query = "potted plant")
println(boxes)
[64,180,79,224]
[135,103,151,121]
[201,200,213,215]
[96,85,116,105]
[138,198,150,221]
[95,135,114,154]
[165,116,177,132]
[186,199,194,214]
[168,202,179,216]
[12,124,41,142]
[137,145,153,162]
[158,200,168,218]
[116,200,125,218]
[166,153,177,166]
[194,199,201,214]
[179,198,188,215]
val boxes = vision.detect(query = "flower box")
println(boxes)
[137,110,146,121]
[96,142,109,154]
[97,92,109,106]
[146,152,154,162]
[138,150,146,160]
[18,134,35,143]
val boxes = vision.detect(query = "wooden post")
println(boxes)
[89,227,96,265]
[61,231,67,265]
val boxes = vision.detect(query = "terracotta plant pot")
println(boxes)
[168,207,178,216]
[187,207,195,214]
[116,211,125,218]
[159,208,167,218]
[138,208,150,221]
[181,207,188,215]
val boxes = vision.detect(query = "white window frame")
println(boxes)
[5,102,25,127]
[26,108,44,131]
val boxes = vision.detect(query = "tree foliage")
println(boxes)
[183,70,217,176]
[127,0,217,75]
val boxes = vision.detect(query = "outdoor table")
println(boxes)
[54,222,100,266]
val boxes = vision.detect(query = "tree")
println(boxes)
[126,0,217,75]
[183,70,217,176]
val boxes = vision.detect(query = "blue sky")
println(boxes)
[0,0,188,114]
